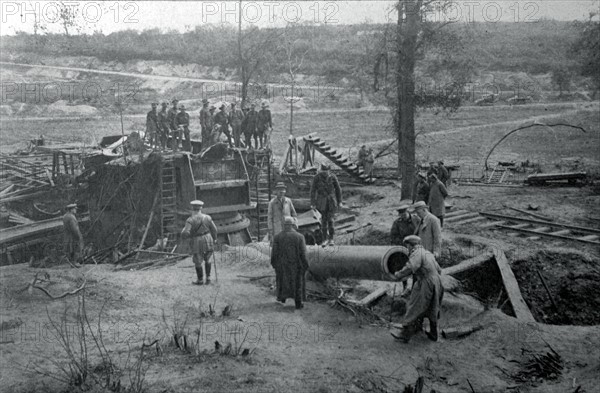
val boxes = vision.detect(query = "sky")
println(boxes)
[1,0,598,35]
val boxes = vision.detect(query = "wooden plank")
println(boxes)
[451,216,486,226]
[493,249,536,323]
[356,287,388,306]
[531,227,552,233]
[445,212,479,223]
[496,225,600,244]
[549,229,571,236]
[578,235,600,241]
[194,179,248,190]
[480,212,600,235]
[444,209,469,218]
[479,220,506,228]
[443,251,494,276]
[506,206,554,222]
[506,223,531,229]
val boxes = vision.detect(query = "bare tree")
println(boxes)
[282,26,311,136]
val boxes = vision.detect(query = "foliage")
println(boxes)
[570,19,600,94]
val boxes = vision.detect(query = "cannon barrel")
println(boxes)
[306,245,410,281]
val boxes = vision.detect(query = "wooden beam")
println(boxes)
[443,251,494,277]
[355,287,388,306]
[480,212,600,235]
[493,249,535,323]
[496,225,599,245]
[506,206,554,222]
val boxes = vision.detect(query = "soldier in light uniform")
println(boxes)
[228,102,244,148]
[63,203,83,264]
[214,104,232,147]
[176,104,191,152]
[181,200,218,285]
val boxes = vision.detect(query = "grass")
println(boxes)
[2,103,598,175]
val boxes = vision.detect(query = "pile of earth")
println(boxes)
[512,250,600,325]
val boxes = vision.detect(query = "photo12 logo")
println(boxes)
[1,81,139,105]
[200,1,340,24]
[1,1,139,25]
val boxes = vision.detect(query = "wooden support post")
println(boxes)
[62,152,68,175]
[493,249,535,322]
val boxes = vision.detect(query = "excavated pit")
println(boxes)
[512,250,600,326]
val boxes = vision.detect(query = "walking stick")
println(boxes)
[212,250,218,283]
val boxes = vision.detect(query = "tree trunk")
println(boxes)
[397,0,421,199]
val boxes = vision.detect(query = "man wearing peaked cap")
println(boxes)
[267,182,297,242]
[256,101,272,149]
[181,200,218,285]
[146,102,160,149]
[412,173,430,204]
[199,99,211,147]
[167,99,179,150]
[412,200,442,258]
[270,208,309,310]
[228,102,244,148]
[158,102,170,150]
[310,163,342,246]
[63,203,83,265]
[390,203,417,246]
[391,234,443,343]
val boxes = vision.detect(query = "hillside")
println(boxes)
[0,21,585,82]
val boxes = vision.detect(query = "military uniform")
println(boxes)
[390,216,417,245]
[176,110,191,152]
[167,105,179,150]
[310,170,342,244]
[256,107,272,148]
[214,109,232,147]
[145,107,159,148]
[199,105,211,146]
[228,107,244,147]
[181,204,218,284]
[158,106,170,149]
[63,206,83,263]
[243,108,258,148]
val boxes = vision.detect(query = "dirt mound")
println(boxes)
[512,250,600,325]
[47,100,98,116]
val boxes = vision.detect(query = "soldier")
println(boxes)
[357,145,368,169]
[310,164,342,246]
[244,103,259,149]
[157,102,170,150]
[390,204,417,246]
[271,216,309,309]
[167,99,179,150]
[63,203,83,265]
[412,173,430,204]
[145,102,159,148]
[176,104,191,152]
[214,104,232,148]
[391,235,443,343]
[437,160,450,186]
[181,200,218,285]
[256,102,273,149]
[199,98,211,147]
[364,148,375,180]
[207,105,219,147]
[412,201,442,258]
[228,102,244,148]
[268,182,298,242]
[427,173,448,227]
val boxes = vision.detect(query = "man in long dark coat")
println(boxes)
[310,164,342,246]
[391,235,443,343]
[427,173,448,227]
[214,104,232,148]
[167,99,179,150]
[63,203,83,264]
[181,200,218,285]
[271,217,309,309]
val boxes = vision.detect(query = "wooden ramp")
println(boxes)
[493,249,536,323]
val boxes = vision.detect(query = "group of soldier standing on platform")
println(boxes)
[145,99,273,152]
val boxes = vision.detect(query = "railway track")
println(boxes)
[445,209,600,246]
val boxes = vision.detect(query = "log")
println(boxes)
[493,249,536,322]
[443,251,494,277]
[356,287,388,306]
[442,325,484,339]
